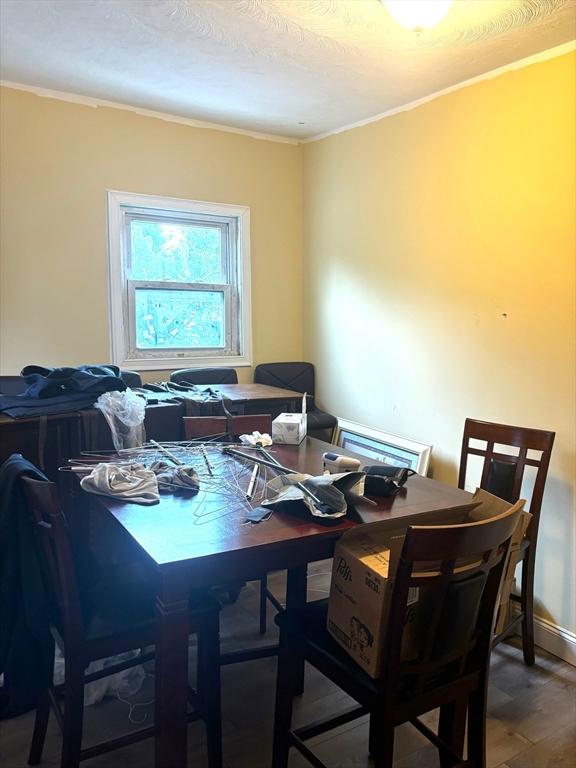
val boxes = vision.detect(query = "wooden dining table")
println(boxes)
[183,382,307,417]
[89,437,477,768]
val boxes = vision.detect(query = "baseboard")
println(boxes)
[511,605,576,666]
[533,615,576,666]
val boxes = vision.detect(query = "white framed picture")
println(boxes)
[334,419,432,476]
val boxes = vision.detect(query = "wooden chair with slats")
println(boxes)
[21,476,223,768]
[458,418,555,665]
[272,505,523,768]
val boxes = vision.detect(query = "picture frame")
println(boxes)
[334,419,432,475]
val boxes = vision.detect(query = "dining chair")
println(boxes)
[458,418,555,665]
[272,505,522,768]
[170,367,238,385]
[21,476,223,768]
[253,362,337,441]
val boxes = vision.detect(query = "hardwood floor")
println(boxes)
[1,564,574,768]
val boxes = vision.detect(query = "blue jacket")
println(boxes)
[0,455,54,719]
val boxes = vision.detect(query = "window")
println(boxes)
[107,191,252,370]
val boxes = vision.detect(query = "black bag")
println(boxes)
[363,465,416,497]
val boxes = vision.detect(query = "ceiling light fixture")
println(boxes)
[382,0,454,31]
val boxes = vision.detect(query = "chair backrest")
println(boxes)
[381,505,522,707]
[171,367,238,385]
[20,477,84,646]
[458,418,554,541]
[120,369,142,388]
[253,362,315,398]
[0,375,27,395]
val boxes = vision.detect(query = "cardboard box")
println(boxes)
[327,488,528,678]
[272,394,307,445]
[327,524,406,678]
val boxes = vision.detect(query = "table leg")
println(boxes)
[155,566,190,768]
[286,565,308,695]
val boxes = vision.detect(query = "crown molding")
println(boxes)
[0,80,301,145]
[2,40,574,145]
[305,40,576,143]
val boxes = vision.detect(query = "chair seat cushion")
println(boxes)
[307,409,338,432]
[84,561,218,642]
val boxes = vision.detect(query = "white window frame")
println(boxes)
[107,190,252,371]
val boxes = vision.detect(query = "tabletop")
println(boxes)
[96,437,477,575]
[200,382,307,403]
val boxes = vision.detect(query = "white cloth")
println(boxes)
[80,462,159,505]
[149,461,200,492]
[239,431,273,447]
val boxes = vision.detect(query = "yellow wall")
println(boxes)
[304,52,576,635]
[0,87,304,381]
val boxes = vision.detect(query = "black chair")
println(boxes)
[21,477,222,768]
[253,362,337,441]
[459,418,555,665]
[170,367,238,385]
[0,375,27,395]
[120,369,142,388]
[272,506,522,768]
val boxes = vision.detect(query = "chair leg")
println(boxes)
[466,681,488,768]
[272,633,299,768]
[61,662,85,768]
[369,716,395,768]
[198,612,223,768]
[28,689,51,765]
[520,554,536,666]
[438,698,467,768]
[259,575,268,635]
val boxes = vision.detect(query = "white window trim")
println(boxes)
[107,190,252,371]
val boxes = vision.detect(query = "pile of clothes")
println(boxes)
[0,365,126,418]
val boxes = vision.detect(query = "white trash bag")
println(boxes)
[53,647,146,706]
[94,390,146,451]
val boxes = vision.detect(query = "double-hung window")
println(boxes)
[107,191,251,370]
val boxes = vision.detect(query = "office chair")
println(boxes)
[21,476,222,768]
[458,418,555,665]
[253,362,337,441]
[0,375,27,395]
[119,369,142,388]
[272,506,522,768]
[170,367,238,385]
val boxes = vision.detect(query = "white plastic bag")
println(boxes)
[94,389,146,451]
[53,647,145,705]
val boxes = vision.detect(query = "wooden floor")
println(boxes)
[1,564,575,768]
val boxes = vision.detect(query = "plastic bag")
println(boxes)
[94,389,146,451]
[53,647,145,705]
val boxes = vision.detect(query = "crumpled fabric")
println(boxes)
[262,471,366,519]
[239,431,273,447]
[149,461,200,493]
[80,462,159,505]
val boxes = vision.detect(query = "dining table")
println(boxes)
[87,436,478,768]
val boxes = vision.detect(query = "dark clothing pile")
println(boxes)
[0,455,54,719]
[0,365,126,418]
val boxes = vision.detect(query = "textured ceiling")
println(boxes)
[0,0,574,139]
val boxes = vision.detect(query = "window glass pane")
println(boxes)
[135,288,225,349]
[130,220,223,282]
